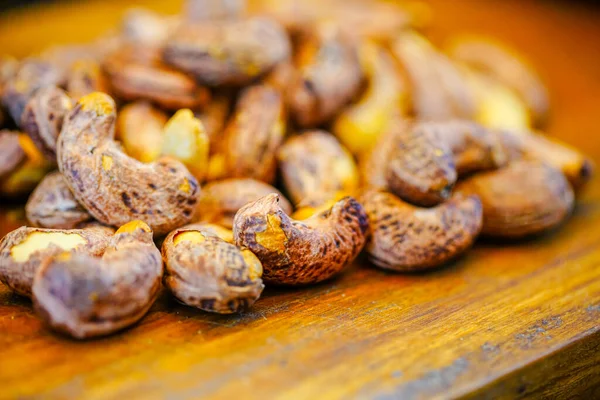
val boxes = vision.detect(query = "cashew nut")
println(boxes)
[448,36,549,127]
[32,221,163,339]
[116,101,168,163]
[163,17,290,86]
[66,59,109,100]
[221,84,285,183]
[21,86,73,161]
[196,178,292,229]
[277,130,359,206]
[361,190,483,271]
[0,224,113,297]
[333,41,408,156]
[233,194,369,285]
[287,25,362,127]
[26,171,92,229]
[104,45,210,110]
[185,0,245,22]
[0,130,26,181]
[57,92,200,235]
[1,59,64,126]
[457,160,574,238]
[162,222,264,314]
[391,31,475,121]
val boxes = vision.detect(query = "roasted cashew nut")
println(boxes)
[163,17,290,86]
[457,160,574,238]
[221,84,285,183]
[196,178,292,229]
[162,222,264,314]
[288,25,363,127]
[26,171,92,229]
[57,92,200,235]
[32,221,163,339]
[233,194,369,285]
[0,130,26,181]
[0,224,113,297]
[21,86,73,161]
[361,190,483,271]
[277,130,359,206]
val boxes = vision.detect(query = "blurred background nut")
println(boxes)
[333,41,409,156]
[221,84,285,183]
[361,190,483,271]
[448,36,549,127]
[196,178,292,229]
[233,194,369,285]
[162,222,264,314]
[186,0,246,22]
[25,171,92,230]
[163,16,290,86]
[66,59,109,100]
[0,133,51,198]
[117,101,168,163]
[0,224,113,297]
[277,130,359,206]
[0,130,26,182]
[287,25,363,127]
[20,86,72,161]
[457,160,574,238]
[32,220,163,339]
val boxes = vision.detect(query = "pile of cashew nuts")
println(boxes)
[0,0,593,339]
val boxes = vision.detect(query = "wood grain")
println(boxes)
[1,0,600,399]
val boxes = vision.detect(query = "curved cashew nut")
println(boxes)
[0,224,113,297]
[21,86,73,161]
[277,130,359,205]
[362,120,508,206]
[197,178,292,229]
[222,84,285,183]
[162,222,264,314]
[391,32,475,121]
[233,194,369,285]
[361,190,483,271]
[163,17,290,86]
[457,160,574,238]
[333,41,408,156]
[288,26,363,127]
[26,171,93,229]
[32,221,163,339]
[104,45,210,110]
[448,36,549,127]
[57,92,200,235]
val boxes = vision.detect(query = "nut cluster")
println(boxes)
[0,0,593,339]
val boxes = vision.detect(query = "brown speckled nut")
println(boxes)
[0,225,113,297]
[233,194,369,285]
[162,223,264,314]
[386,121,457,207]
[32,221,163,339]
[222,85,285,183]
[21,86,73,161]
[163,17,290,86]
[57,92,200,235]
[457,160,574,238]
[26,171,92,229]
[196,179,292,229]
[288,27,363,127]
[361,190,483,271]
[0,130,26,181]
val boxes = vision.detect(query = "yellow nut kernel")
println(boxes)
[115,220,152,234]
[101,155,113,171]
[79,92,115,116]
[10,232,86,262]
[241,249,263,280]
[255,214,287,254]
[173,231,206,246]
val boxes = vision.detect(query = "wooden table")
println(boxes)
[1,1,600,399]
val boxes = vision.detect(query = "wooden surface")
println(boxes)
[1,0,600,399]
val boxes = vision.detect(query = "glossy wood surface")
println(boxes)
[1,1,600,399]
